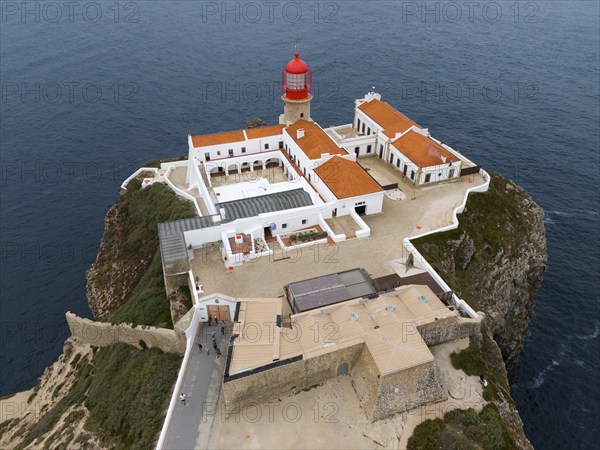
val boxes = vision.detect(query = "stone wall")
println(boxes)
[418,315,483,347]
[373,361,447,422]
[222,344,363,414]
[65,312,186,355]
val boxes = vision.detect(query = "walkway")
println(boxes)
[163,323,231,450]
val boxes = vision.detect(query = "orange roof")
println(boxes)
[358,99,420,138]
[314,156,383,199]
[191,130,245,148]
[286,119,347,160]
[245,124,285,140]
[391,130,460,168]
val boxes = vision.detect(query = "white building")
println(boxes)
[156,52,476,280]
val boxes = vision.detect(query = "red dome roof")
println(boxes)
[285,52,310,74]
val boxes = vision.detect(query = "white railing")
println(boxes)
[350,209,371,238]
[164,166,203,216]
[120,167,158,190]
[403,168,491,319]
[192,158,218,215]
[318,215,346,242]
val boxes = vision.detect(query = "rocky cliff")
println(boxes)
[86,178,195,320]
[414,172,547,377]
[413,172,547,448]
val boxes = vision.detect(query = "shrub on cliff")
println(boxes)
[407,404,512,450]
[87,181,196,320]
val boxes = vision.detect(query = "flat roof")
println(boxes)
[358,98,420,138]
[217,188,313,221]
[292,284,458,375]
[226,285,458,377]
[287,268,376,313]
[286,119,348,160]
[314,156,383,199]
[391,130,460,168]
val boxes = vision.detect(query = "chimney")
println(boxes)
[297,128,305,139]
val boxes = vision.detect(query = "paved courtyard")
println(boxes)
[190,162,485,304]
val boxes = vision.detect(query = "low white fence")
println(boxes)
[120,167,158,190]
[403,168,491,319]
[164,166,203,216]
[318,215,346,242]
[350,209,371,238]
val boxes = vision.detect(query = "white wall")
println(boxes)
[188,133,285,164]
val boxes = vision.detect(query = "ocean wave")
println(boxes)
[527,321,599,389]
[545,209,600,219]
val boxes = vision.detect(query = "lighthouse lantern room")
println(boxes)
[279,51,313,126]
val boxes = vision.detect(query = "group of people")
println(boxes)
[197,317,226,358]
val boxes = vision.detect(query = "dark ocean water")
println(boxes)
[1,1,598,448]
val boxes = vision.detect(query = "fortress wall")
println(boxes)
[65,312,186,355]
[371,361,448,422]
[418,316,482,347]
[222,344,363,414]
[349,345,381,419]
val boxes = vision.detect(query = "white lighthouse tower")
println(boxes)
[279,51,313,126]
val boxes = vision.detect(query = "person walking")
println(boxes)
[220,325,225,338]
[212,340,218,351]
[198,343,203,352]
[179,393,186,405]
[205,346,210,356]
[208,316,212,327]
[215,347,221,358]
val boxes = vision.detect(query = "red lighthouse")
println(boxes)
[280,51,313,125]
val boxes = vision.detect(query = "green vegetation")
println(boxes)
[289,230,328,244]
[107,251,174,328]
[16,343,181,450]
[407,404,513,450]
[450,338,511,403]
[84,344,181,449]
[98,180,195,327]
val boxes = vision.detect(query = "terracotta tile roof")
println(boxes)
[358,99,420,138]
[245,124,285,140]
[191,129,246,148]
[314,156,383,199]
[286,119,347,160]
[391,130,460,168]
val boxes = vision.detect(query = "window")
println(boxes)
[282,223,287,229]
[204,152,210,161]
[241,147,246,153]
[367,145,372,153]
[410,170,415,180]
[279,141,284,148]
[302,219,307,225]
[217,151,221,156]
[264,143,269,150]
[425,174,431,183]
[403,165,408,176]
[357,119,361,130]
[367,127,371,135]
[300,113,304,118]
[361,123,365,134]
[390,155,394,164]
[228,149,234,157]
[449,168,455,178]
[303,168,306,176]
[396,159,401,168]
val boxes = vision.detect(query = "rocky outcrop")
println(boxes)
[86,180,196,320]
[415,173,547,376]
[86,200,152,319]
[413,172,547,448]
